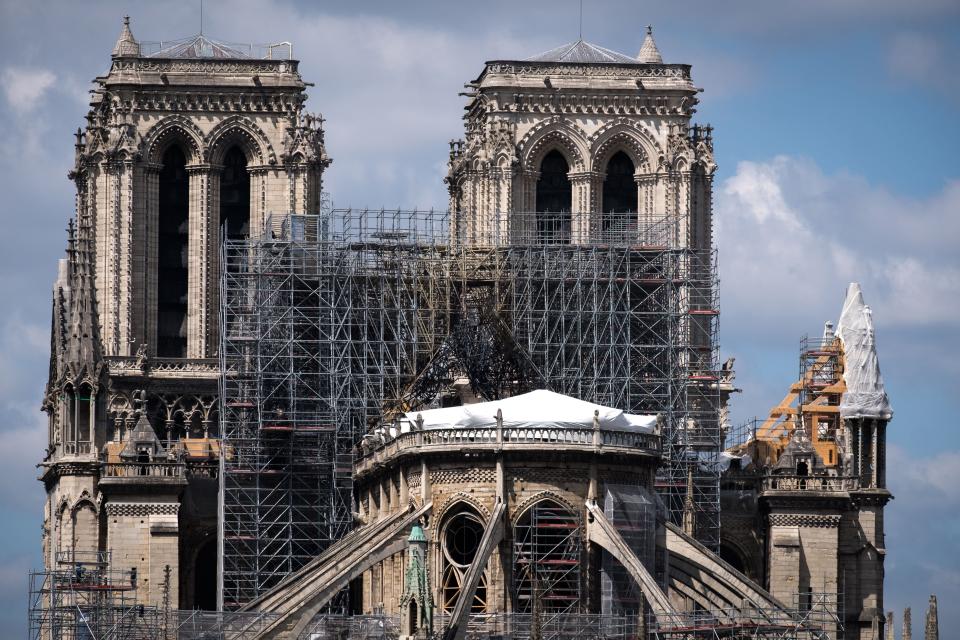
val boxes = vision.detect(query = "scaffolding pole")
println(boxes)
[219,209,722,609]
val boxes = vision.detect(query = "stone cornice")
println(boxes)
[483,61,692,80]
[39,459,99,488]
[108,57,300,77]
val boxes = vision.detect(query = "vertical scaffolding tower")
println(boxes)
[28,552,166,640]
[220,209,721,608]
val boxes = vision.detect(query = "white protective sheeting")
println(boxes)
[404,389,657,432]
[836,283,893,420]
[717,450,752,472]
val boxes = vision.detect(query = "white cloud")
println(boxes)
[887,32,960,99]
[717,156,960,334]
[1,67,55,113]
[889,445,960,506]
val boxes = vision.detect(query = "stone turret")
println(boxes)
[903,607,912,640]
[112,16,140,57]
[399,524,433,639]
[636,25,663,63]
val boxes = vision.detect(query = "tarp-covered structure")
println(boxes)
[400,389,657,433]
[836,283,893,420]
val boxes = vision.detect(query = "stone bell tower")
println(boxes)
[39,16,330,608]
[446,26,716,251]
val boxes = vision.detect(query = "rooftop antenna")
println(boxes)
[200,0,204,35]
[578,0,583,40]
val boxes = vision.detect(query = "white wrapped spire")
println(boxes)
[836,283,893,421]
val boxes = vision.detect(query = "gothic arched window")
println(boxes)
[512,499,582,615]
[602,151,637,242]
[220,146,250,242]
[535,150,572,244]
[440,507,488,614]
[157,145,189,358]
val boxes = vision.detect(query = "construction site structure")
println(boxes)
[219,203,721,608]
[720,283,894,640]
[219,27,725,607]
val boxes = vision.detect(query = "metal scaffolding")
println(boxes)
[219,208,721,608]
[28,551,165,640]
[513,499,583,620]
[648,590,844,639]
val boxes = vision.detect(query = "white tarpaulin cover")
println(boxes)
[403,389,657,432]
[836,283,893,420]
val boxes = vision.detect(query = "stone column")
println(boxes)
[186,164,213,359]
[492,167,513,244]
[247,165,269,236]
[569,171,603,244]
[143,164,161,353]
[636,174,658,244]
[513,170,538,243]
[114,159,136,355]
[88,388,97,450]
[671,171,692,249]
[399,468,409,507]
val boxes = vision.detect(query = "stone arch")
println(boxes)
[437,499,488,615]
[205,115,274,166]
[435,492,491,525]
[589,120,659,173]
[519,118,588,173]
[71,499,99,557]
[511,494,583,615]
[510,490,581,529]
[55,499,71,559]
[142,116,205,165]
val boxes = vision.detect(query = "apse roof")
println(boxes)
[525,39,641,64]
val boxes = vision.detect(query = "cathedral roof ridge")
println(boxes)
[524,38,641,65]
[142,33,253,59]
[134,33,294,61]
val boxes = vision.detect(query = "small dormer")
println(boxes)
[772,428,826,478]
[120,413,166,463]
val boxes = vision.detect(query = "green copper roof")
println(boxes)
[408,524,427,543]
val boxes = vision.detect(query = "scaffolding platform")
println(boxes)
[219,208,722,608]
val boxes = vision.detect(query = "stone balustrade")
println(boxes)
[355,425,660,476]
[101,462,186,479]
[762,475,859,493]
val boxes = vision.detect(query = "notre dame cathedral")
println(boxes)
[32,15,911,640]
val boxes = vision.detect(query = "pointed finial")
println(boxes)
[637,24,663,63]
[113,15,140,57]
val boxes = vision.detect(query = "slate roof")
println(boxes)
[525,39,640,64]
[146,34,251,59]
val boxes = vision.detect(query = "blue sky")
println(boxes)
[0,0,957,636]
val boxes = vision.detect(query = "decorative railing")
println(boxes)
[356,426,660,475]
[186,462,219,479]
[105,355,220,375]
[762,475,859,492]
[100,462,186,479]
[61,442,92,456]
